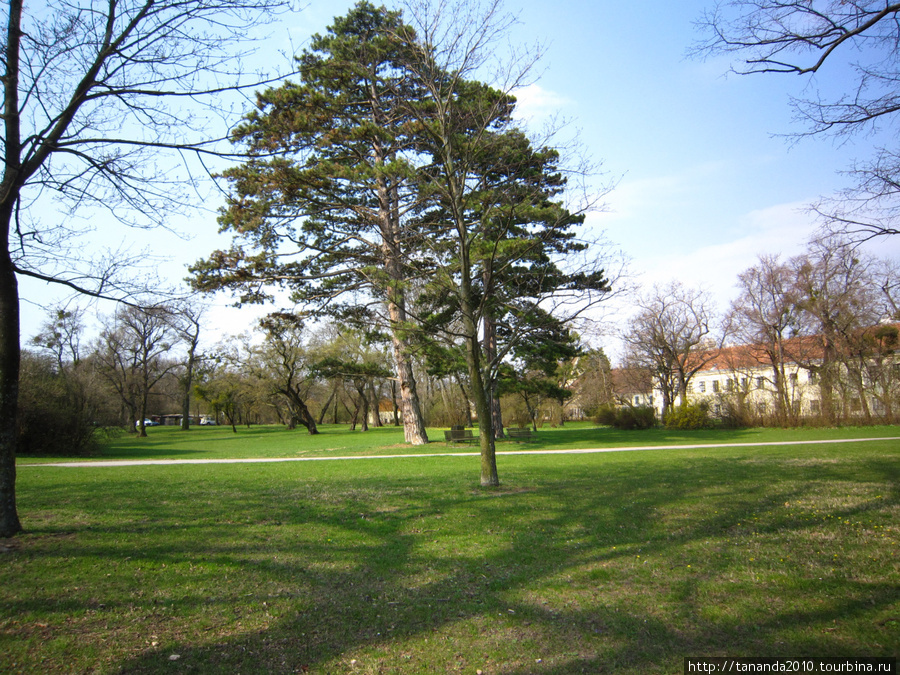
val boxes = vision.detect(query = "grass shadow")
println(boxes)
[6,443,896,673]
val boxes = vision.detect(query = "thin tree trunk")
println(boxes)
[289,393,318,435]
[461,291,498,485]
[368,380,382,427]
[180,349,196,430]
[390,379,400,426]
[454,375,473,427]
[1,0,26,535]
[359,385,370,432]
[317,385,338,425]
[483,309,504,439]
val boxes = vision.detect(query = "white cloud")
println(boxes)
[635,200,814,303]
[511,83,571,124]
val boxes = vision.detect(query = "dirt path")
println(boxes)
[21,436,900,468]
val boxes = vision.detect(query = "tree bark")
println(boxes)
[380,178,429,445]
[317,385,338,425]
[286,392,318,435]
[0,0,24,538]
[461,280,498,485]
[0,246,22,537]
[483,309,505,439]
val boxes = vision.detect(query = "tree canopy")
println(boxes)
[194,0,617,484]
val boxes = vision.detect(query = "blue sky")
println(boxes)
[19,0,900,358]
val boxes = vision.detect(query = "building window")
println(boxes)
[810,399,820,413]
[726,379,734,392]
[756,377,765,389]
[741,377,748,391]
[634,395,640,405]
[789,373,798,385]
[808,371,817,384]
[712,380,720,393]
[699,381,706,393]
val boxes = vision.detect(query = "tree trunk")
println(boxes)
[390,380,400,426]
[0,0,23,538]
[464,321,498,486]
[454,375,473,427]
[820,338,837,425]
[291,395,319,435]
[390,326,428,444]
[483,310,504,439]
[359,384,370,432]
[376,145,429,446]
[0,246,22,537]
[180,350,195,430]
[368,380,382,427]
[317,385,337,425]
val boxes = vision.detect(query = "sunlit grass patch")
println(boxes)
[3,427,899,673]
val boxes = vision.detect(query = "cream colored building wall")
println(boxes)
[649,358,900,420]
[681,362,820,417]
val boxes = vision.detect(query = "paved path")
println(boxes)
[23,436,900,468]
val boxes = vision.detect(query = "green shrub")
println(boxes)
[17,352,100,456]
[717,396,753,429]
[665,401,711,430]
[595,404,619,427]
[596,404,657,430]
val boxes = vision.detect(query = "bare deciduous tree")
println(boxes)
[0,0,287,537]
[693,1,900,241]
[622,281,723,419]
[726,254,801,423]
[169,301,207,431]
[95,305,179,436]
[790,234,882,423]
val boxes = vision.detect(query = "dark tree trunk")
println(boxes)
[0,247,22,537]
[483,310,504,439]
[317,385,337,425]
[464,320,498,486]
[283,390,318,435]
[180,349,196,430]
[0,0,24,537]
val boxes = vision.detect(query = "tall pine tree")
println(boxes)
[193,2,430,443]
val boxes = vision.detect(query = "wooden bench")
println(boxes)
[444,428,478,444]
[506,427,535,442]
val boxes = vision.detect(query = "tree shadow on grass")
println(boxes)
[8,451,900,674]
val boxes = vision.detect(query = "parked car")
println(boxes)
[199,418,217,426]
[135,419,159,427]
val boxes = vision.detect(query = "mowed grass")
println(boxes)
[15,420,900,462]
[2,426,899,674]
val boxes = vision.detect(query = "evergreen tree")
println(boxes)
[192,2,430,444]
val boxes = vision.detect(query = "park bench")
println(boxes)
[444,427,478,444]
[506,427,535,443]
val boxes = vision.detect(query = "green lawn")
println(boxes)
[15,420,900,462]
[2,425,898,674]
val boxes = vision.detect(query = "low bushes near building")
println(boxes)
[596,404,657,430]
[664,401,711,430]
